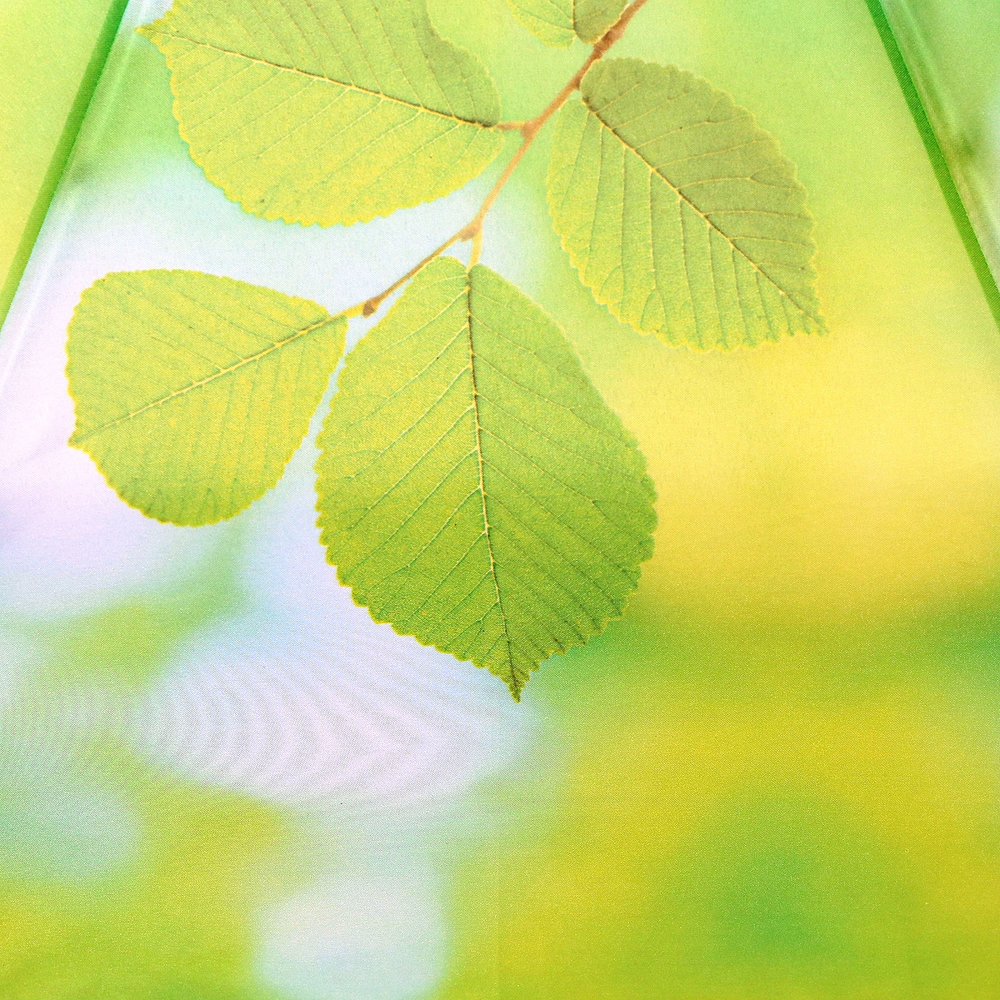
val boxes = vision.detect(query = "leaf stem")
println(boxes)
[343,0,650,322]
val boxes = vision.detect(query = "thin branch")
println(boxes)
[342,228,467,319]
[341,0,651,322]
[470,226,484,266]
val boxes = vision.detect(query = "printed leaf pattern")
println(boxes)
[548,58,825,349]
[140,0,504,227]
[67,271,346,526]
[316,258,656,698]
[506,0,626,47]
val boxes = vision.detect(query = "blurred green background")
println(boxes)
[2,1,1000,997]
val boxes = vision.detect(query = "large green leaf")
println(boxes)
[548,59,826,349]
[505,0,626,47]
[316,257,656,699]
[67,270,346,526]
[139,0,504,227]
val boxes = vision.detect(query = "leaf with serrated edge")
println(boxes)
[505,0,626,47]
[316,257,656,699]
[548,58,826,349]
[68,270,346,526]
[139,0,504,227]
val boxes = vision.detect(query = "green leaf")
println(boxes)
[139,0,504,227]
[316,257,656,699]
[505,0,626,47]
[67,270,346,526]
[548,58,826,349]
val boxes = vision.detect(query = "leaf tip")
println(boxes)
[506,674,526,702]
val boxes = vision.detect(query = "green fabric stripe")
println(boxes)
[0,0,130,332]
[863,0,1000,332]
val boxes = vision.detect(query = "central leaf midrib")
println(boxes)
[586,97,822,324]
[463,276,514,674]
[75,314,340,442]
[148,29,495,128]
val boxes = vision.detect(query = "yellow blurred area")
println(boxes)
[441,676,1000,998]
[613,320,1000,626]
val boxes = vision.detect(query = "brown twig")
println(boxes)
[341,0,651,322]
